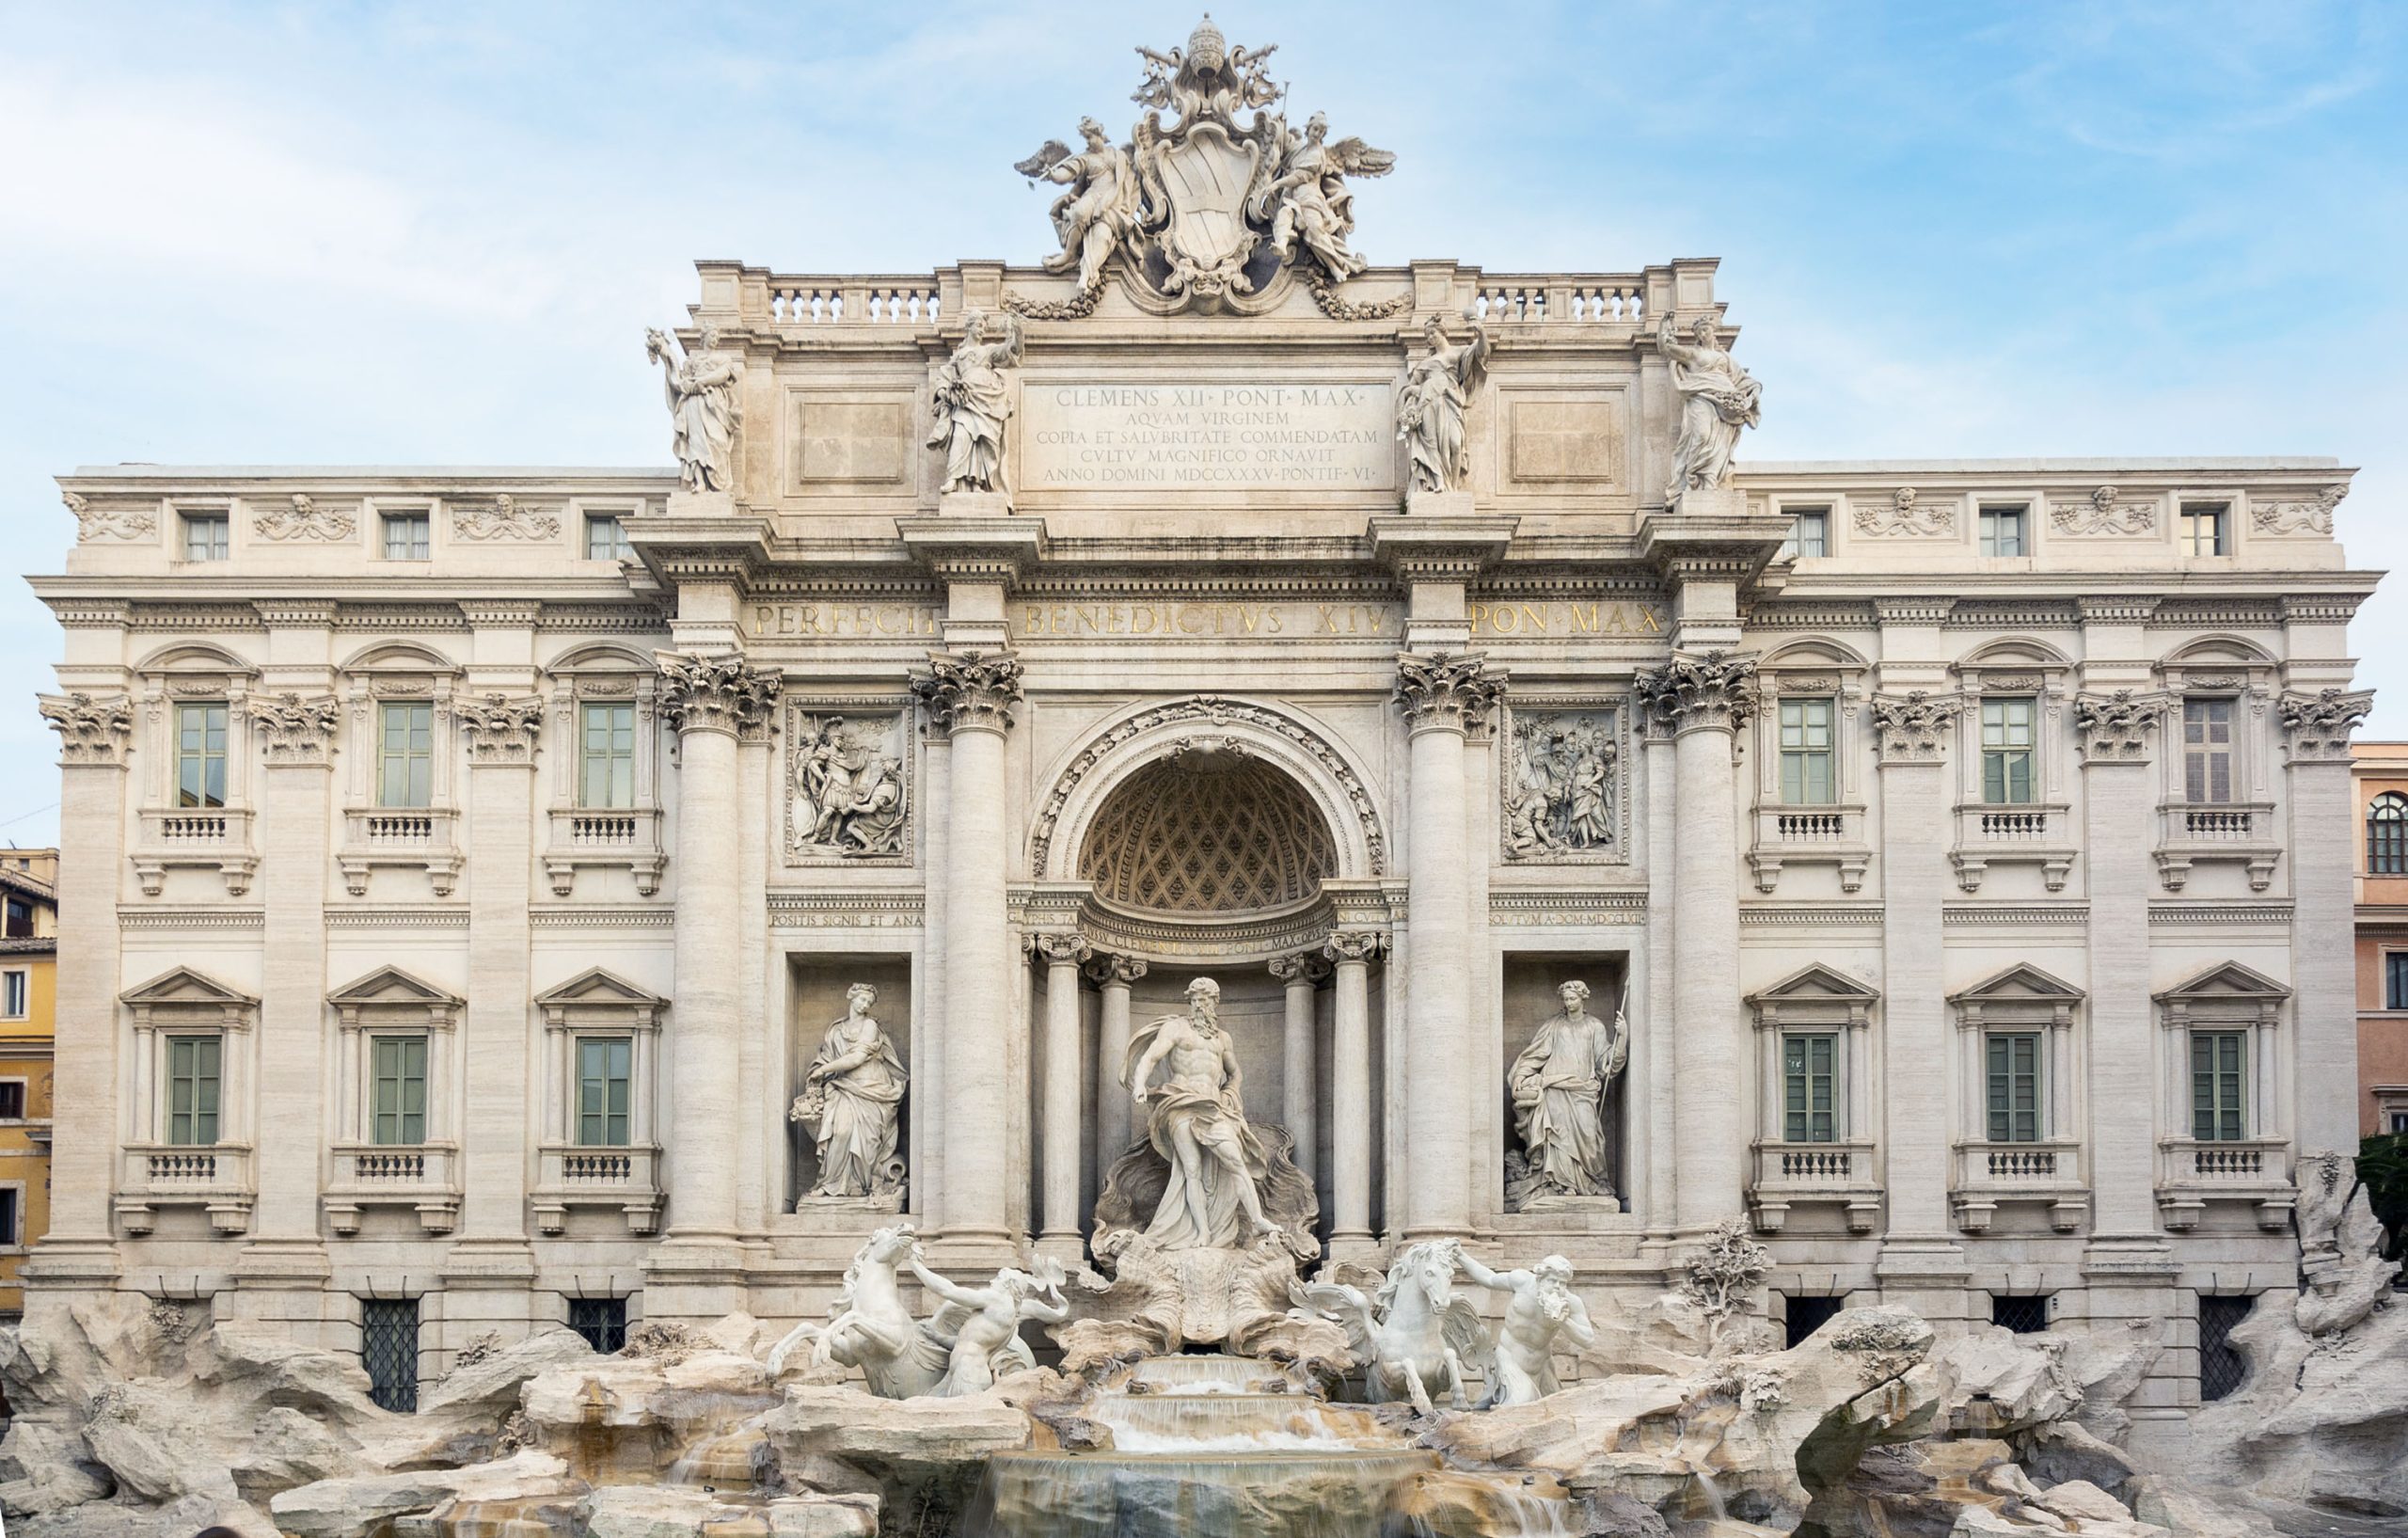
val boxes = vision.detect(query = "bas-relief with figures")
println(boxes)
[11,15,2396,1538]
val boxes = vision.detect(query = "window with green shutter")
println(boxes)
[578,1037,632,1147]
[1782,1033,1837,1143]
[579,703,637,810]
[2192,1030,2247,1141]
[1778,699,1837,806]
[377,702,435,809]
[371,1036,428,1146]
[1979,697,2036,805]
[166,1034,221,1146]
[1986,1032,2042,1143]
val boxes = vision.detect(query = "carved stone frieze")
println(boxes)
[1394,651,1505,734]
[1633,651,1759,733]
[2074,690,2164,763]
[254,693,341,765]
[2276,688,2373,763]
[657,651,784,737]
[2252,485,2346,536]
[39,691,135,766]
[909,650,1023,737]
[788,707,909,861]
[452,694,547,763]
[63,490,157,542]
[1502,707,1622,860]
[452,494,561,542]
[1853,486,1955,537]
[252,494,356,543]
[1869,690,1961,762]
[2048,485,2158,536]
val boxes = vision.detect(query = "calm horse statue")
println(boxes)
[1291,1238,1493,1412]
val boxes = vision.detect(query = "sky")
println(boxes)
[2,0,2402,848]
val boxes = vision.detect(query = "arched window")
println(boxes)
[2371,793,2408,876]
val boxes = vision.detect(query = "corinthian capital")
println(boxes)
[1632,651,1758,734]
[657,651,783,737]
[2073,690,2164,764]
[2277,688,2373,764]
[255,693,341,765]
[911,650,1023,737]
[453,693,547,763]
[1394,652,1505,735]
[39,691,134,767]
[1869,690,1961,762]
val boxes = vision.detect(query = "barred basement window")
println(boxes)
[570,1296,628,1354]
[2198,1293,2255,1402]
[1783,1294,1843,1349]
[361,1298,420,1411]
[1991,1293,2051,1334]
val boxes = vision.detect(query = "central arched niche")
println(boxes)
[1076,749,1338,914]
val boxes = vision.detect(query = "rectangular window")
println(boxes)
[2392,1111,2408,1135]
[370,1036,428,1147]
[1778,698,1837,805]
[0,1082,24,1118]
[0,1188,17,1246]
[2183,699,2236,804]
[182,512,230,562]
[0,972,24,1020]
[1781,507,1830,560]
[361,1298,420,1412]
[1986,1032,2043,1143]
[2181,503,2229,556]
[1979,504,2028,557]
[174,702,230,809]
[376,702,435,809]
[1782,1032,1838,1144]
[166,1034,222,1146]
[381,511,431,560]
[585,513,631,562]
[578,703,638,810]
[577,1037,632,1147]
[1979,697,2037,805]
[2199,1293,2255,1402]
[2192,1030,2248,1141]
[2388,953,2408,1011]
[1782,1293,1843,1349]
[569,1296,628,1353]
[1992,1293,2051,1334]
[5,896,33,937]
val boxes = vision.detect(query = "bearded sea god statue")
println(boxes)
[1506,980,1629,1210]
[1121,976,1285,1249]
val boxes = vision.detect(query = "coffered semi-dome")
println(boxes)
[1076,753,1338,914]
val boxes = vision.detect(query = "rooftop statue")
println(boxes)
[1400,315,1490,494]
[644,326,741,494]
[1011,17,1394,313]
[1657,313,1763,509]
[926,310,1022,499]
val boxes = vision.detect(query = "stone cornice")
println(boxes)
[896,516,1049,584]
[40,691,134,766]
[455,600,544,628]
[1369,515,1518,583]
[910,649,1023,737]
[255,600,339,629]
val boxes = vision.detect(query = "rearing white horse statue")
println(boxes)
[1291,1238,1494,1412]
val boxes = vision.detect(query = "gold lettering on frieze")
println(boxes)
[750,603,942,640]
[1469,601,1662,637]
[1016,601,1396,639]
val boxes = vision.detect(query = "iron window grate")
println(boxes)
[1991,1292,2051,1334]
[1783,1293,1844,1349]
[361,1298,420,1411]
[2199,1292,2255,1402]
[569,1296,627,1355]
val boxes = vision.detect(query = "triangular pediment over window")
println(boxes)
[2154,960,2290,1004]
[328,964,463,1009]
[1951,963,2084,1007]
[535,968,664,1010]
[1747,962,1880,1007]
[121,965,259,1009]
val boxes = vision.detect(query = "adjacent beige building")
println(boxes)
[2354,742,2408,1134]
[22,34,2383,1440]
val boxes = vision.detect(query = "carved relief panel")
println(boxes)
[1499,705,1625,863]
[785,700,912,864]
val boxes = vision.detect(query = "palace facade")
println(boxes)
[24,30,2382,1443]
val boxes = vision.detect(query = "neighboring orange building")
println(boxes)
[0,848,57,1320]
[2356,746,2408,1135]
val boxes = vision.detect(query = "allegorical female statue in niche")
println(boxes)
[791,982,906,1202]
[1506,980,1628,1208]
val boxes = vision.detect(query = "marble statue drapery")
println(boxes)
[1657,314,1761,507]
[1508,981,1627,1203]
[795,983,906,1199]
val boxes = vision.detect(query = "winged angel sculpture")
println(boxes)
[1013,17,1394,311]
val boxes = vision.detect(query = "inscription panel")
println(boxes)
[1021,380,1396,491]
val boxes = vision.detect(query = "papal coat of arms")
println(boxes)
[1013,16,1395,314]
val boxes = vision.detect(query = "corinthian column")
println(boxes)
[1086,954,1146,1166]
[2280,688,2373,1157]
[1270,951,1329,1180]
[1635,652,1755,1234]
[1031,930,1090,1256]
[657,652,781,1250]
[1869,690,1961,1247]
[1394,652,1503,1240]
[1323,929,1384,1256]
[246,692,341,1254]
[910,649,1024,1247]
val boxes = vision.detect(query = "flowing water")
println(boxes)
[968,1355,1574,1538]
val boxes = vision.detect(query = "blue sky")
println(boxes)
[3,1,2401,848]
